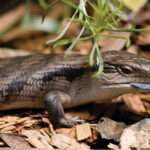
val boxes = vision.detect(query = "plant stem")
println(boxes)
[106,28,150,32]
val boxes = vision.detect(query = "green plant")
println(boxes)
[44,0,149,75]
[45,0,121,75]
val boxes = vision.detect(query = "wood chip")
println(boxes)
[136,25,150,45]
[76,123,92,141]
[0,148,47,150]
[0,133,31,148]
[51,134,90,150]
[0,48,31,58]
[16,117,32,124]
[56,127,75,138]
[0,116,19,122]
[0,141,5,146]
[21,130,53,150]
[42,117,55,134]
[1,125,16,133]
[0,122,16,130]
[139,93,150,101]
[122,93,146,114]
[144,101,150,114]
[23,119,37,127]
[127,45,138,54]
[107,143,120,150]
[0,5,25,33]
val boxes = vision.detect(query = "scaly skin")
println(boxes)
[0,51,150,127]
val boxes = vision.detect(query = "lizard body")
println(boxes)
[0,51,149,127]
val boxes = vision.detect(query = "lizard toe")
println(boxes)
[55,116,85,128]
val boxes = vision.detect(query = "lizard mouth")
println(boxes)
[130,83,150,90]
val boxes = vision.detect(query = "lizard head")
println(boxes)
[97,51,150,93]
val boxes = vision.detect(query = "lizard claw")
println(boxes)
[56,116,85,128]
[68,116,85,124]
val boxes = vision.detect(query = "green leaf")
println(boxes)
[53,38,72,47]
[38,0,49,10]
[61,0,78,9]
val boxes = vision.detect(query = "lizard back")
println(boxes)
[0,54,89,109]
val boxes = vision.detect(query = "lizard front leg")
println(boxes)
[44,91,82,128]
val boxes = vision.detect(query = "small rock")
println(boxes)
[120,118,150,150]
[97,117,126,141]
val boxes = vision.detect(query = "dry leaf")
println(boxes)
[121,0,148,12]
[75,40,92,55]
[99,31,130,52]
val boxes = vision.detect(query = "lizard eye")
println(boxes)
[118,66,133,75]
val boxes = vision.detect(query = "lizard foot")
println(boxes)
[55,116,85,128]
